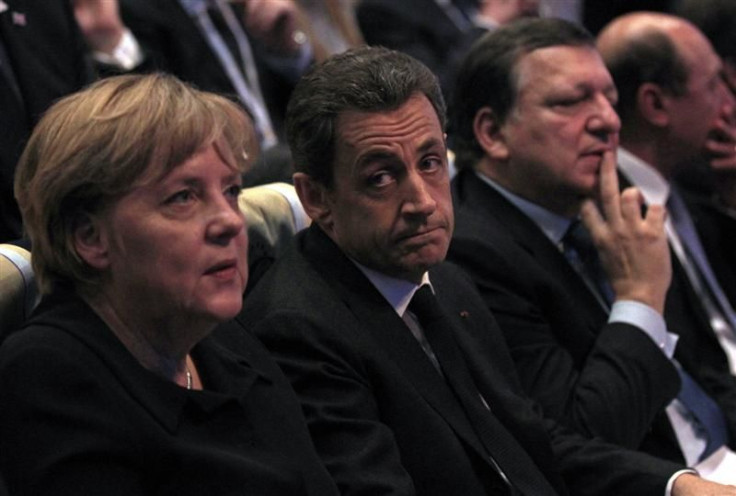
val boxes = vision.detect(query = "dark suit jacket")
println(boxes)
[680,189,736,310]
[356,0,484,98]
[0,0,94,242]
[117,0,299,142]
[0,291,338,496]
[449,168,736,463]
[230,223,682,496]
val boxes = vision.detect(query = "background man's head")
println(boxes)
[597,12,733,174]
[452,18,619,216]
[287,47,453,283]
[676,0,736,94]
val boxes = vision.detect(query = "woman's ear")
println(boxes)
[293,172,334,232]
[72,213,111,271]
[473,106,510,161]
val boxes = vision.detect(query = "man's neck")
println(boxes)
[620,138,676,180]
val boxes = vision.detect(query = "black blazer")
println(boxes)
[449,168,736,463]
[230,223,682,496]
[0,0,93,241]
[356,0,484,98]
[680,189,736,312]
[0,291,338,496]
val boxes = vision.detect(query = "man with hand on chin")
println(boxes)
[449,16,736,486]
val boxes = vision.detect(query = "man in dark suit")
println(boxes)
[228,45,735,494]
[598,12,736,378]
[0,0,94,242]
[356,0,538,99]
[448,17,736,478]
[73,0,311,186]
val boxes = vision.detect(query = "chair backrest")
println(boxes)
[0,243,37,342]
[239,182,310,265]
[0,183,310,338]
[239,182,311,293]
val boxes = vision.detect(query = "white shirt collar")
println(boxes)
[353,261,432,317]
[474,171,572,245]
[617,147,670,206]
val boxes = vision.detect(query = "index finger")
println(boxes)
[597,149,621,224]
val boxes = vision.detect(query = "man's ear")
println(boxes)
[73,213,111,271]
[473,106,510,161]
[293,172,334,231]
[636,82,671,128]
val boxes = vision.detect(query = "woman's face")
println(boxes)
[91,144,248,328]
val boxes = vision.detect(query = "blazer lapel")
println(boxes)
[300,225,495,464]
[454,170,608,332]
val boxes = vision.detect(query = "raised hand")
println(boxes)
[580,150,671,313]
[72,0,126,55]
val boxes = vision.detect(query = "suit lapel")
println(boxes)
[454,170,608,332]
[300,225,495,465]
[431,268,564,495]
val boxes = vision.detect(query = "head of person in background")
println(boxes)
[287,45,453,283]
[451,17,620,217]
[597,12,735,183]
[676,0,736,95]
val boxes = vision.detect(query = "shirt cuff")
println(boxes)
[92,29,143,70]
[609,300,678,357]
[666,469,699,496]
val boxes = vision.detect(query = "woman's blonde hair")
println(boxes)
[15,73,255,294]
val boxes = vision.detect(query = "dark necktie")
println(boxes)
[561,220,614,308]
[675,366,729,461]
[409,286,556,496]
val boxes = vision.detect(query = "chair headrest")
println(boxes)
[0,243,38,342]
[238,182,311,265]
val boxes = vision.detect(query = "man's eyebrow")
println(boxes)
[355,150,398,168]
[418,137,445,153]
[354,137,445,168]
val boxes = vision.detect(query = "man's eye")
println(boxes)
[420,157,443,172]
[553,98,583,107]
[368,171,394,187]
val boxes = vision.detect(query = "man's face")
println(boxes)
[667,25,733,163]
[494,45,620,216]
[320,93,453,284]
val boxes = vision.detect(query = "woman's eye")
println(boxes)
[166,190,194,204]
[225,184,242,199]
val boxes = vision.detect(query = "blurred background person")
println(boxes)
[356,0,539,99]
[0,0,95,242]
[0,73,338,496]
[674,0,736,202]
[598,12,736,380]
[72,0,314,187]
[296,0,364,61]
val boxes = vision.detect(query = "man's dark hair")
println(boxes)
[451,18,595,171]
[601,29,688,127]
[285,46,446,187]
